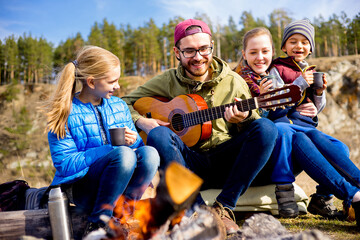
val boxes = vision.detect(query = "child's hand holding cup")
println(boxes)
[257,75,275,94]
[109,127,126,146]
[312,72,325,89]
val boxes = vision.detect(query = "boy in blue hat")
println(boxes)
[265,19,353,220]
[268,19,326,128]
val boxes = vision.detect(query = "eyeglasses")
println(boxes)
[177,45,213,58]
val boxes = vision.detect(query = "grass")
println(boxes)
[279,214,360,240]
[235,198,360,240]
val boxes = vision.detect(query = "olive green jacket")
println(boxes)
[122,56,260,151]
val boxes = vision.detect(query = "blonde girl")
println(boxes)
[44,46,159,235]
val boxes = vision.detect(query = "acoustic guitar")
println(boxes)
[134,85,301,147]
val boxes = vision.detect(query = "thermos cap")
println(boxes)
[49,187,63,200]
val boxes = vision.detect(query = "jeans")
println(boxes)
[292,130,360,206]
[256,122,349,184]
[71,146,159,223]
[146,118,277,210]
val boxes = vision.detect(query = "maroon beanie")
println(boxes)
[174,19,212,45]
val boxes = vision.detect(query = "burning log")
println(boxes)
[149,205,226,240]
[147,162,204,231]
[111,162,205,239]
[85,162,226,240]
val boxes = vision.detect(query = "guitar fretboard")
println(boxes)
[182,98,257,128]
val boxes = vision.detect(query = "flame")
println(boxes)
[107,195,188,239]
[132,199,152,234]
[171,210,185,226]
[108,195,156,239]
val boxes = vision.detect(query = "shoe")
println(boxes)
[83,221,106,237]
[275,184,299,218]
[212,200,240,235]
[307,193,344,220]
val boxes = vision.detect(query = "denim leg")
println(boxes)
[308,130,350,196]
[148,120,277,210]
[147,126,208,206]
[326,134,350,157]
[147,126,188,169]
[255,123,311,185]
[124,146,160,200]
[147,126,208,172]
[267,123,346,196]
[269,122,297,183]
[292,132,359,205]
[214,118,277,209]
[72,146,137,223]
[304,130,359,199]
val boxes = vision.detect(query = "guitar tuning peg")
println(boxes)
[287,103,295,107]
[280,106,286,109]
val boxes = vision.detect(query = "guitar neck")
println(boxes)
[183,98,258,128]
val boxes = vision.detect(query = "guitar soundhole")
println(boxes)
[171,114,184,131]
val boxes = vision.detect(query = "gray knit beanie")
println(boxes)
[281,19,315,52]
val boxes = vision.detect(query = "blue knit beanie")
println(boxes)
[281,19,315,52]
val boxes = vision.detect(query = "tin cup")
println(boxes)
[109,127,126,146]
[257,75,276,85]
[313,72,324,89]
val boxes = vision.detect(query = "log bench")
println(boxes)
[0,206,88,240]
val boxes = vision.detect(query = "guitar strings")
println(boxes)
[171,99,257,128]
[165,86,299,129]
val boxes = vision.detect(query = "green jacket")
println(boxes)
[122,56,260,151]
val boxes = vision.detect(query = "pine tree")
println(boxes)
[269,9,292,57]
[0,40,4,85]
[4,35,19,84]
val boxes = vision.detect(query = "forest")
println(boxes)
[0,9,359,85]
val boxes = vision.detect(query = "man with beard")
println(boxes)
[122,19,277,235]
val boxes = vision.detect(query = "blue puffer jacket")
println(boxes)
[48,96,144,186]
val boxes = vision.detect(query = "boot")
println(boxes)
[212,200,240,235]
[83,221,106,238]
[275,184,299,218]
[307,193,344,220]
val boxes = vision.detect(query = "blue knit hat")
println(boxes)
[281,19,315,52]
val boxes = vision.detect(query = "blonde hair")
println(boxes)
[234,27,274,72]
[44,45,120,139]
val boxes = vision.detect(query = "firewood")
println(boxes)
[147,162,203,231]
[150,205,226,240]
[110,162,204,239]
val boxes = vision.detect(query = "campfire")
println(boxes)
[84,162,226,240]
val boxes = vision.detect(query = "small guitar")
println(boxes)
[134,85,301,147]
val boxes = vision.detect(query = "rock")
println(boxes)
[7,159,30,169]
[233,213,331,240]
[238,213,289,239]
[26,151,37,159]
[314,58,360,164]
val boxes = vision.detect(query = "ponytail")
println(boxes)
[44,63,77,139]
[41,45,120,139]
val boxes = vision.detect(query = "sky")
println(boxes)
[1,0,359,47]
